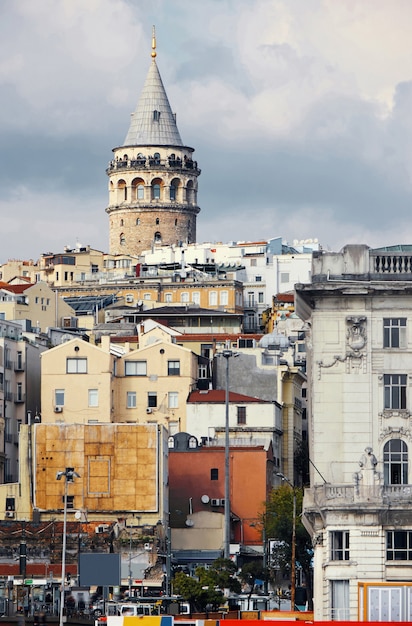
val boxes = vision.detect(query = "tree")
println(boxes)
[172,558,240,612]
[265,484,313,610]
[239,560,266,608]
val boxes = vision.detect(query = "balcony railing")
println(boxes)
[370,251,412,275]
[310,483,412,507]
[107,156,200,174]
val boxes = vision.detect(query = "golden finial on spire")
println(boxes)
[151,25,157,59]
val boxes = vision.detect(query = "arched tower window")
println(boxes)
[118,179,127,202]
[175,218,178,226]
[131,178,145,201]
[120,233,126,246]
[151,179,161,200]
[384,439,408,484]
[136,218,140,226]
[120,219,124,227]
[156,218,160,225]
[154,232,162,244]
[170,179,180,201]
[186,180,194,204]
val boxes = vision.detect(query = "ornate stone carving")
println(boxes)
[317,316,367,378]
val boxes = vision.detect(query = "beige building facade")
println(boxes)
[0,281,75,332]
[296,244,412,621]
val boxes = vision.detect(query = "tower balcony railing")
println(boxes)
[107,156,201,175]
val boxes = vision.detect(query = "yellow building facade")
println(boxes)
[0,281,75,333]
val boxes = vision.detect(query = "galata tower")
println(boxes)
[106,28,201,256]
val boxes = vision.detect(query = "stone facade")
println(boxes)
[296,244,412,621]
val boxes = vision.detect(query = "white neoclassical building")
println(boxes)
[296,244,412,621]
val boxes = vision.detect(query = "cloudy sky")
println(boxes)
[2,0,412,262]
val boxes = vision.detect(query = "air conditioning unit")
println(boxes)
[146,407,153,414]
[95,524,109,534]
[210,498,219,507]
[5,511,14,519]
[219,499,226,507]
[144,543,152,551]
[54,406,63,413]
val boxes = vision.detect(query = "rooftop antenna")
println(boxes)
[151,25,157,59]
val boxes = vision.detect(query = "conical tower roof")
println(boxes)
[123,38,183,148]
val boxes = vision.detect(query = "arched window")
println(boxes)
[156,218,160,225]
[136,218,140,226]
[152,183,161,200]
[118,179,127,202]
[186,180,194,204]
[170,179,180,201]
[120,219,124,227]
[120,233,126,246]
[137,184,144,199]
[384,439,408,484]
[175,218,178,226]
[154,232,162,243]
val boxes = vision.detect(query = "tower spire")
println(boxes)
[151,25,157,59]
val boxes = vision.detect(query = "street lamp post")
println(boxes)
[221,348,235,560]
[56,468,80,626]
[277,473,296,611]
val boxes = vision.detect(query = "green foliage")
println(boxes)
[172,558,240,612]
[265,484,313,609]
[239,560,266,589]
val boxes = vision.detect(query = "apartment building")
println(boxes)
[296,244,412,621]
[0,319,44,486]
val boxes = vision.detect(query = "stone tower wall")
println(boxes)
[108,206,198,256]
[106,145,200,256]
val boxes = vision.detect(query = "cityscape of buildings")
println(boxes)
[0,26,410,624]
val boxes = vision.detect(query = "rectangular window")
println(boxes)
[220,291,228,306]
[144,293,151,300]
[330,530,350,561]
[88,389,99,407]
[66,358,87,374]
[168,392,178,409]
[55,389,65,407]
[280,272,290,283]
[331,580,350,621]
[63,495,74,509]
[384,374,407,409]
[125,361,147,376]
[198,363,208,379]
[210,468,219,480]
[258,292,264,303]
[192,292,200,305]
[127,391,136,408]
[247,292,255,306]
[386,530,412,560]
[165,293,172,303]
[180,292,189,303]
[255,275,262,282]
[384,318,407,348]
[250,259,257,267]
[237,406,247,425]
[168,360,180,376]
[209,291,217,306]
[148,392,157,408]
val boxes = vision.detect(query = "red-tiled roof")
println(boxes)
[188,390,269,403]
[0,282,31,293]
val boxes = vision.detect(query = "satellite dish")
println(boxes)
[201,494,210,504]
[185,518,194,527]
[74,510,82,520]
